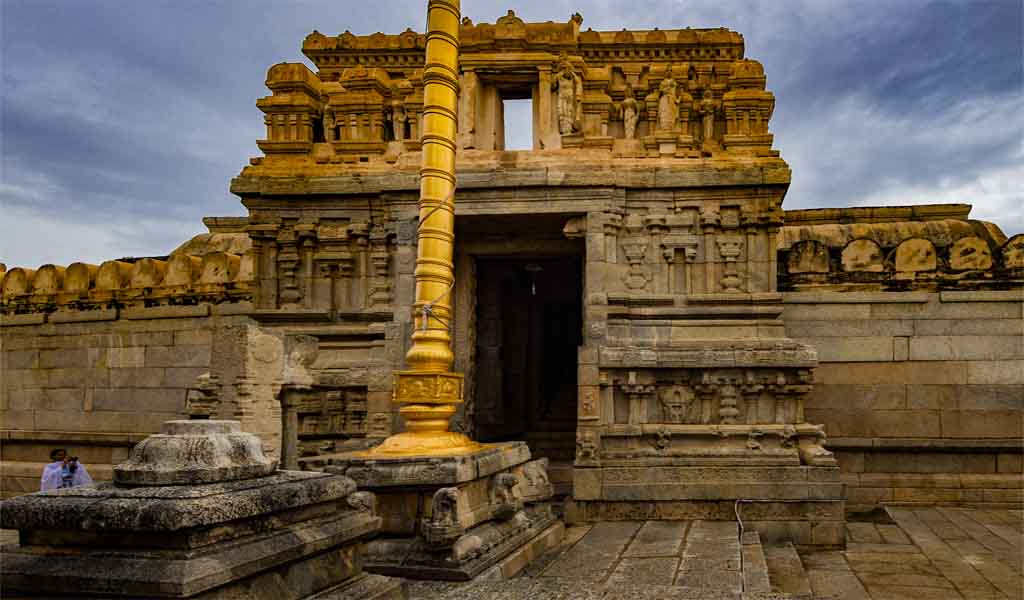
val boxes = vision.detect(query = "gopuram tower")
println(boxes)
[234,6,846,563]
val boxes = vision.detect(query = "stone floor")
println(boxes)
[1,508,1020,599]
[407,507,1023,600]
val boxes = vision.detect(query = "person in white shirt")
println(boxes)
[40,448,93,491]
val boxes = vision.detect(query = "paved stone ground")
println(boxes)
[1,508,1019,599]
[800,508,1023,600]
[408,508,1023,600]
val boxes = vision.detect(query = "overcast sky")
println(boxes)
[2,0,1021,268]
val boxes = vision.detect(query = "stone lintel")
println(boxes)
[232,157,791,198]
[597,341,818,369]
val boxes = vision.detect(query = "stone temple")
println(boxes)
[1,6,1021,599]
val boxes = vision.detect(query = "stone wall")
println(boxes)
[779,206,1023,511]
[0,307,253,497]
[784,290,1023,511]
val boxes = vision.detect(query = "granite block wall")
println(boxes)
[0,306,253,498]
[786,290,1024,511]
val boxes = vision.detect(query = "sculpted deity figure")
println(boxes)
[699,90,717,144]
[322,110,335,142]
[389,99,407,142]
[553,53,582,135]
[657,66,679,132]
[621,83,640,139]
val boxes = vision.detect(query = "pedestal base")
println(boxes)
[324,442,560,580]
[365,505,562,580]
[569,464,846,548]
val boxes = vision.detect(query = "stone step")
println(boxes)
[764,542,812,599]
[741,530,772,593]
[408,579,796,599]
[677,520,743,593]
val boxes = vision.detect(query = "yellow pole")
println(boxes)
[368,0,482,456]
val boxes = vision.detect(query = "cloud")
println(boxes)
[1,0,1021,270]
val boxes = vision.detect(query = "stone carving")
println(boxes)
[620,83,641,139]
[185,372,220,419]
[841,239,884,272]
[788,240,830,274]
[1004,234,1024,269]
[553,52,583,135]
[490,473,522,520]
[653,427,672,453]
[422,487,463,547]
[746,427,765,450]
[698,90,719,148]
[322,109,335,142]
[716,236,744,292]
[620,371,656,424]
[517,458,554,503]
[347,490,377,515]
[895,238,937,272]
[660,385,698,423]
[657,67,679,131]
[576,430,600,465]
[388,98,407,142]
[950,236,993,271]
[798,442,837,467]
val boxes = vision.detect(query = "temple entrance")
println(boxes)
[474,255,582,491]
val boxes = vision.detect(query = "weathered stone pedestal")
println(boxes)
[0,420,405,599]
[325,442,564,581]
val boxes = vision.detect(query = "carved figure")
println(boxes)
[322,110,335,142]
[621,83,640,139]
[389,99,407,142]
[422,486,463,547]
[490,473,521,520]
[432,487,459,527]
[657,67,679,131]
[698,90,717,144]
[576,430,599,464]
[553,53,582,135]
[660,386,697,423]
[347,490,377,515]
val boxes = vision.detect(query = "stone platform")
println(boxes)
[0,420,404,600]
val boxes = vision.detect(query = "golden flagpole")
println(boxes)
[368,0,482,456]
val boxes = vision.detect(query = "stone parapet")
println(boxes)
[0,250,253,315]
[778,204,1024,291]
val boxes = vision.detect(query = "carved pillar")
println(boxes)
[276,226,303,308]
[717,236,744,293]
[661,234,699,295]
[699,207,721,294]
[620,371,654,425]
[536,65,553,149]
[279,335,318,470]
[246,223,281,309]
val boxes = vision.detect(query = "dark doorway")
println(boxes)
[474,257,582,477]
